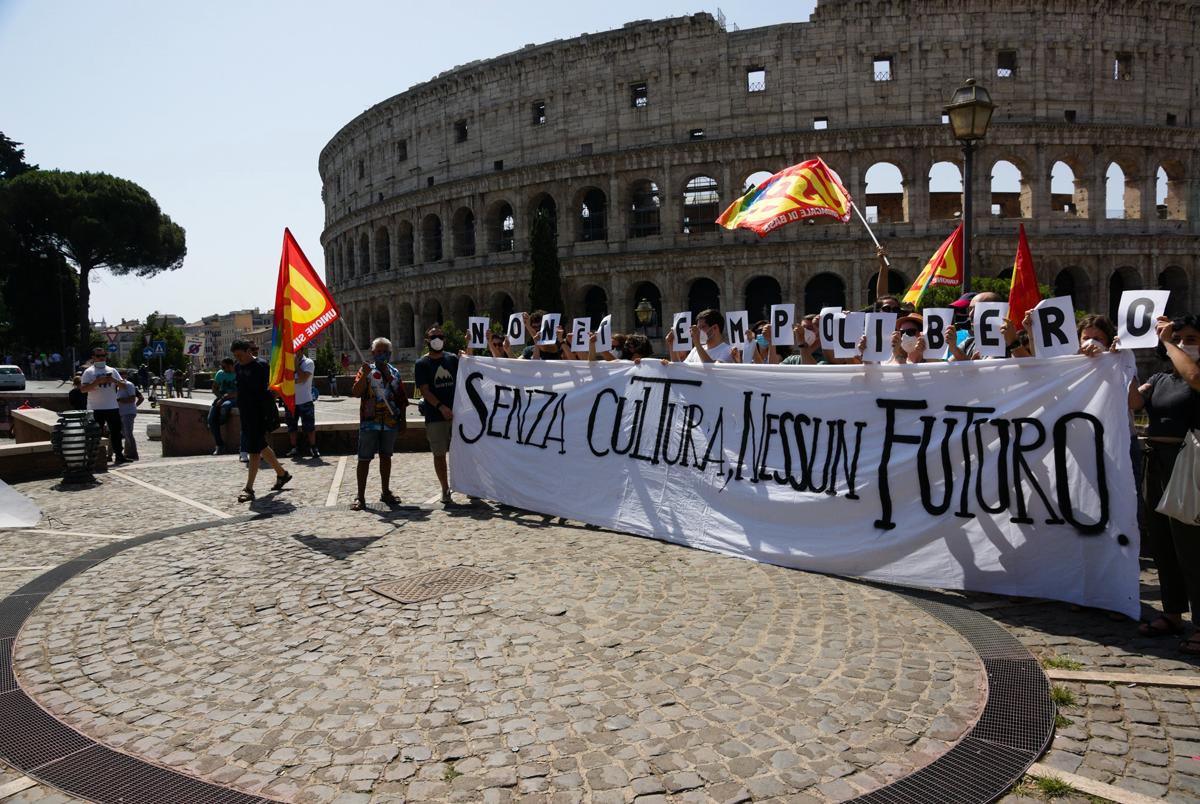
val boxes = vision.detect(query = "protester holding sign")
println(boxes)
[416,326,460,505]
[671,309,733,364]
[519,311,565,360]
[350,337,408,510]
[1129,314,1200,652]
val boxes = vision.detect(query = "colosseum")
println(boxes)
[319,0,1199,357]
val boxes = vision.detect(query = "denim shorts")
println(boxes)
[357,427,398,460]
[286,401,316,433]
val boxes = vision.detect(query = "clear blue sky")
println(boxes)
[1,1,1150,326]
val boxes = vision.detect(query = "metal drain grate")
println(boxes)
[371,567,499,604]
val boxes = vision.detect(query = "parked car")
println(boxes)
[0,366,26,390]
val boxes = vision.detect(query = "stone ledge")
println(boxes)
[0,438,109,483]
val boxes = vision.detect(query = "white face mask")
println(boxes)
[429,338,445,352]
[803,328,818,346]
[1081,337,1102,352]
[900,334,919,354]
[1180,344,1200,361]
[697,328,709,346]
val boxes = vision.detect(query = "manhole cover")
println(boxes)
[370,567,499,604]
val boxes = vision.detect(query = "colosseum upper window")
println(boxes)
[996,50,1017,79]
[1113,53,1133,81]
[746,68,765,92]
[455,120,468,142]
[813,117,828,130]
[532,100,546,126]
[396,140,408,161]
[630,82,648,108]
[873,57,894,82]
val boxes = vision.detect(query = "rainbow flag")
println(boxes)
[902,224,964,306]
[269,228,340,412]
[717,157,853,236]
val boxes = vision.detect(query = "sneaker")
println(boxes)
[239,452,249,463]
[309,447,321,460]
[281,447,295,459]
[440,489,452,505]
[212,446,223,456]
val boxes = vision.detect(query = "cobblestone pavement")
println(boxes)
[1,451,1197,802]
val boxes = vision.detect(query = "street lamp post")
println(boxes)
[944,78,996,293]
[635,298,655,339]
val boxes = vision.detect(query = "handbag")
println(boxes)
[1155,429,1200,526]
[262,397,281,432]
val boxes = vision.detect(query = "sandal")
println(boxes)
[350,498,365,511]
[1181,634,1200,656]
[271,471,293,491]
[1138,616,1185,637]
[380,490,400,506]
[237,488,255,503]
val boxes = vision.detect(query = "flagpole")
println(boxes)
[850,202,890,266]
[337,313,370,367]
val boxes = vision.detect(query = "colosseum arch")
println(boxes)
[397,221,414,266]
[1159,266,1189,316]
[1157,160,1187,221]
[629,281,663,337]
[420,298,444,330]
[422,214,443,262]
[344,239,355,279]
[928,162,963,220]
[449,293,476,329]
[744,275,782,322]
[629,180,661,238]
[1108,265,1143,320]
[358,232,370,274]
[356,306,371,346]
[374,226,391,273]
[687,277,721,313]
[864,162,906,223]
[395,302,415,348]
[485,201,515,253]
[370,303,390,342]
[452,207,476,258]
[1049,160,1085,217]
[681,175,720,234]
[324,247,336,286]
[580,285,608,321]
[1105,160,1141,220]
[805,273,846,314]
[866,270,910,306]
[488,291,515,324]
[529,193,558,239]
[989,158,1031,219]
[1053,266,1091,313]
[577,187,607,243]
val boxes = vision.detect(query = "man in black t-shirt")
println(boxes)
[231,339,290,503]
[414,326,459,504]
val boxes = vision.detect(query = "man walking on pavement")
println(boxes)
[79,346,127,464]
[415,326,459,504]
[231,339,290,502]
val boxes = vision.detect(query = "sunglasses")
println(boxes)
[899,328,920,337]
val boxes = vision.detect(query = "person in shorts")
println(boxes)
[415,326,459,504]
[231,339,290,502]
[351,338,408,510]
[283,346,319,459]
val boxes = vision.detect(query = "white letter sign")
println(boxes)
[537,313,561,346]
[770,304,796,346]
[672,312,693,351]
[569,317,591,353]
[922,308,953,361]
[725,311,750,347]
[467,317,490,349]
[833,311,866,359]
[595,315,613,353]
[1117,290,1169,349]
[1030,297,1079,358]
[862,313,897,363]
[973,302,1010,358]
[818,307,842,351]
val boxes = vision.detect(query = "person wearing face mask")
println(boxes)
[666,309,732,363]
[781,316,823,365]
[1129,314,1200,653]
[79,347,128,464]
[888,313,928,364]
[415,326,459,504]
[350,338,408,511]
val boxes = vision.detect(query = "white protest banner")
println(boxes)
[507,314,526,346]
[595,315,613,353]
[184,335,205,358]
[770,304,796,346]
[818,307,841,351]
[922,308,954,361]
[862,313,897,363]
[569,317,591,353]
[672,312,693,351]
[725,311,750,346]
[1117,290,1169,349]
[467,317,490,349]
[537,313,561,346]
[1030,297,1079,358]
[973,302,1010,358]
[833,311,866,359]
[451,355,1141,617]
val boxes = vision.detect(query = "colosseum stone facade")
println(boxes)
[319,0,1199,357]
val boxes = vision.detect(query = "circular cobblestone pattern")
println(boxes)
[14,503,985,803]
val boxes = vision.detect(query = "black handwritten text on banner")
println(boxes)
[449,356,1141,616]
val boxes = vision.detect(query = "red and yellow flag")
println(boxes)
[1008,224,1042,331]
[902,224,964,306]
[269,228,340,412]
[717,157,853,237]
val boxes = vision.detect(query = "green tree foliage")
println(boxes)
[436,320,467,354]
[313,338,338,376]
[0,133,36,182]
[917,277,1053,311]
[528,209,564,313]
[0,170,186,350]
[132,314,185,371]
